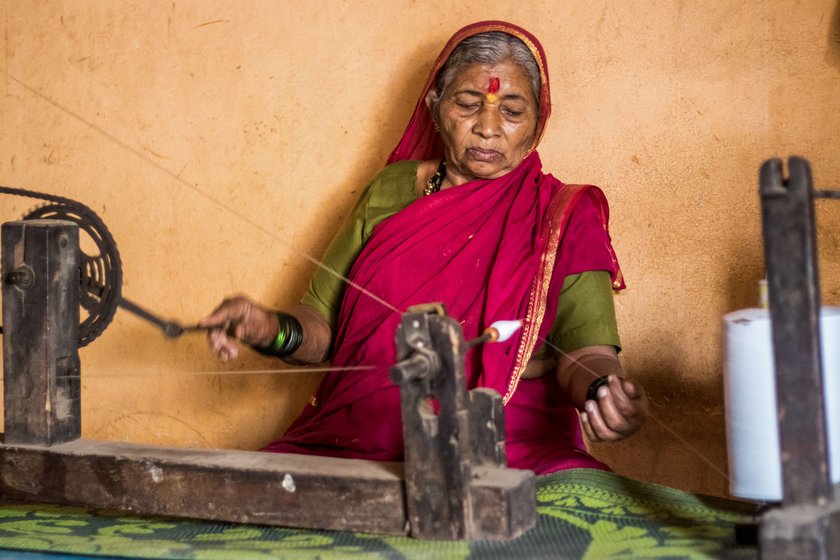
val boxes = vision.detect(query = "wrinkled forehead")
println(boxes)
[448,62,538,103]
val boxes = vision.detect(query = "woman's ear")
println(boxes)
[425,90,440,131]
[424,89,435,111]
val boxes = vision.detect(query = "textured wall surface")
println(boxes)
[1,1,839,498]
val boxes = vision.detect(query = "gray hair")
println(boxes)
[429,32,541,120]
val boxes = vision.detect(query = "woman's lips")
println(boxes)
[467,147,501,162]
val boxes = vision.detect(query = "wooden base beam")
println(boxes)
[0,438,407,534]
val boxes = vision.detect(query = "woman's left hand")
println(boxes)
[580,375,648,442]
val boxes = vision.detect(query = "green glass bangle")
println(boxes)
[254,312,303,358]
[269,324,288,353]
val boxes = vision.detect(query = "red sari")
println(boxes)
[265,21,623,474]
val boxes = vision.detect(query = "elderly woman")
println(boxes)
[201,21,648,474]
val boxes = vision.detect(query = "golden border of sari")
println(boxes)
[502,184,589,404]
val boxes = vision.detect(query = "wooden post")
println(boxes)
[759,157,840,559]
[468,388,507,467]
[390,305,536,540]
[2,220,81,445]
[391,309,469,539]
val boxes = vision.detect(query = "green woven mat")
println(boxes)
[0,469,757,559]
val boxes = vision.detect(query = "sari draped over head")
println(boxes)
[266,21,624,473]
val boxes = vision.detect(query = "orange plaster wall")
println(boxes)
[1,1,839,498]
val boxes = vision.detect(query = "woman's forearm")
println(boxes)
[556,345,624,410]
[283,304,332,364]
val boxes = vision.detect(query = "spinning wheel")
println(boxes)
[21,203,123,347]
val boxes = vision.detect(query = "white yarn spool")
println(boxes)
[722,307,840,501]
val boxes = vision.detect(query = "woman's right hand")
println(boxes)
[199,296,279,361]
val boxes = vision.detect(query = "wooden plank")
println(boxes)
[1,220,81,445]
[0,439,407,534]
[392,311,469,539]
[469,467,536,541]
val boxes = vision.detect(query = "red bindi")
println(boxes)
[488,77,500,94]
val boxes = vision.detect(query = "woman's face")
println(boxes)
[430,60,538,184]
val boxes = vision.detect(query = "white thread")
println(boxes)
[2,67,732,485]
[48,365,379,380]
[0,69,399,315]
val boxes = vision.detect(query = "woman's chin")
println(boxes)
[465,162,512,181]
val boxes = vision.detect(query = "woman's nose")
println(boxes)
[472,106,502,138]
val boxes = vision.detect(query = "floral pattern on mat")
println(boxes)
[0,469,756,559]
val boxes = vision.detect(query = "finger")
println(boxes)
[207,326,226,347]
[199,304,240,328]
[623,379,648,404]
[594,381,632,434]
[584,399,622,441]
[208,330,226,357]
[234,322,249,342]
[622,379,650,420]
[579,410,599,442]
[208,328,239,361]
[234,319,264,345]
[199,297,249,328]
[606,375,636,417]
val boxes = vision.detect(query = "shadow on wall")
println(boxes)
[593,368,730,497]
[271,36,440,310]
[828,0,840,69]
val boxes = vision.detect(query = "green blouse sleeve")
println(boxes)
[298,186,370,328]
[532,270,621,359]
[299,161,419,329]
